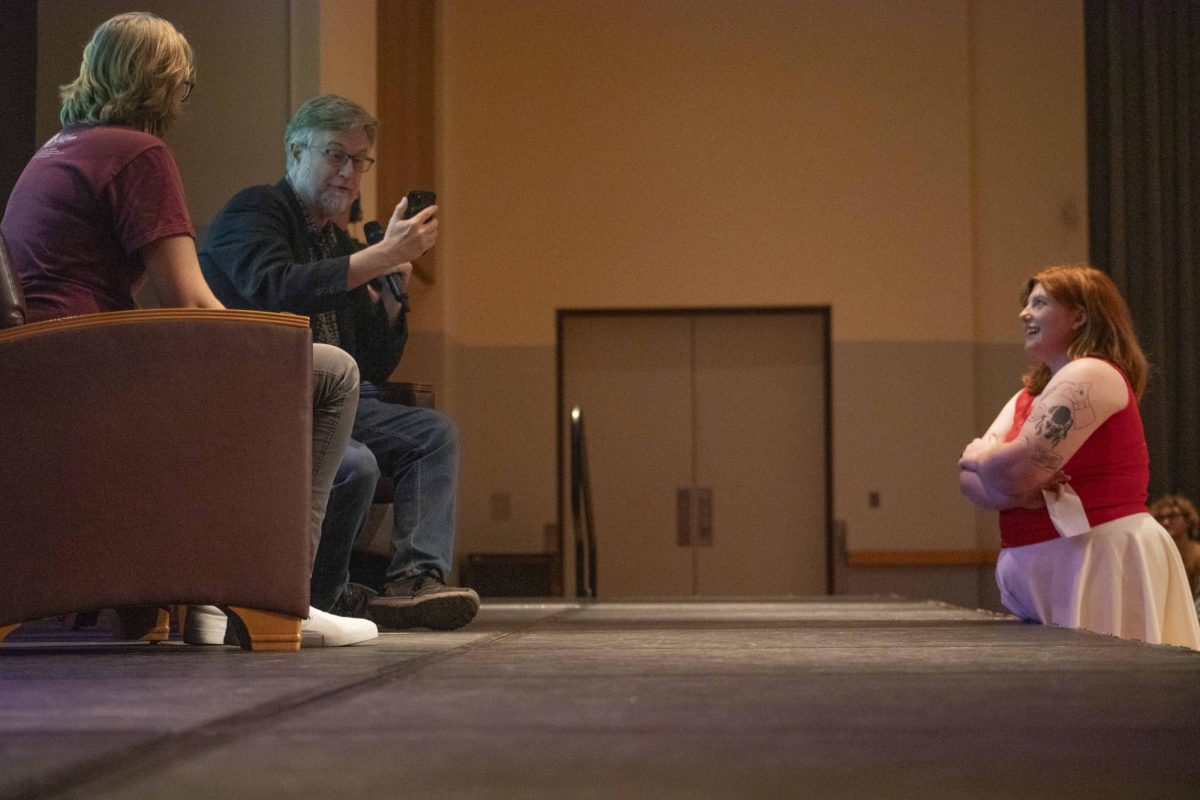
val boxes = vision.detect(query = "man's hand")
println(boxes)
[386,260,414,289]
[346,197,438,291]
[382,196,438,264]
[379,262,413,322]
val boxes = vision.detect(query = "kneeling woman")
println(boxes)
[959,265,1199,649]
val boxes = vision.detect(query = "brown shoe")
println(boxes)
[368,573,480,631]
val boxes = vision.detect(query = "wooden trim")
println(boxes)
[847,549,999,567]
[0,309,310,343]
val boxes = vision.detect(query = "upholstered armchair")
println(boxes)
[0,232,313,651]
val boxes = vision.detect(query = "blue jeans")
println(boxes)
[310,381,459,606]
[309,344,359,563]
[310,440,378,610]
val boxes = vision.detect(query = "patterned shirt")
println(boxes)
[284,178,341,346]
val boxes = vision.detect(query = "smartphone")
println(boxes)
[403,190,437,220]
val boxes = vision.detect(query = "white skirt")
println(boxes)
[996,512,1200,650]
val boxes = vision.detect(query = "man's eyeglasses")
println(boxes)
[303,144,375,174]
[1155,510,1183,523]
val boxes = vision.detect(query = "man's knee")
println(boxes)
[426,409,458,454]
[335,440,381,494]
[313,343,360,401]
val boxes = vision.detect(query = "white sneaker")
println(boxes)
[301,607,378,647]
[183,604,230,645]
[185,605,376,648]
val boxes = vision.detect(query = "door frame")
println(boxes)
[555,306,834,597]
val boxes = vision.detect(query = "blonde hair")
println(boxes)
[1020,265,1149,400]
[59,12,195,138]
[1148,495,1199,537]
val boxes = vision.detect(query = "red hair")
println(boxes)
[1020,265,1148,399]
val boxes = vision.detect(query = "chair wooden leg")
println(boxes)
[0,624,18,644]
[223,606,301,652]
[112,606,170,642]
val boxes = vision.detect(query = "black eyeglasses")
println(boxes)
[302,144,375,174]
[181,80,195,103]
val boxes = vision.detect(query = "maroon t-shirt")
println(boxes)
[0,124,195,321]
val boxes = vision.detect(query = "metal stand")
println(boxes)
[570,406,597,598]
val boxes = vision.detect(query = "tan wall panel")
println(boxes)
[970,0,1088,345]
[434,2,1086,568]
[376,0,443,337]
[451,343,559,558]
[438,0,973,346]
[833,341,978,552]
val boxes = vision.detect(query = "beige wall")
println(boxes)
[34,1,1090,582]
[434,0,1088,561]
[439,0,977,346]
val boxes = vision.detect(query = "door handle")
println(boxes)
[677,488,713,546]
[695,487,713,546]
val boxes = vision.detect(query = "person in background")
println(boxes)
[0,12,375,647]
[1147,494,1200,618]
[958,265,1199,649]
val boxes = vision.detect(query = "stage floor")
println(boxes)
[2,598,1198,799]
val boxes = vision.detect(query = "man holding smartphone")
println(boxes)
[200,95,479,632]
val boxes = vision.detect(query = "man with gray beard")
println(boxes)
[200,95,479,632]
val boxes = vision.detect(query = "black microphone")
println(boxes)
[364,221,410,311]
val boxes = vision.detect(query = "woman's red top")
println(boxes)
[998,366,1149,548]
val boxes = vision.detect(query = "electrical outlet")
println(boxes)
[489,492,512,522]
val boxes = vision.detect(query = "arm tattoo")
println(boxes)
[1034,405,1073,446]
[1028,379,1096,448]
[1029,446,1064,472]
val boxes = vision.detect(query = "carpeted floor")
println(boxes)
[2,598,1198,799]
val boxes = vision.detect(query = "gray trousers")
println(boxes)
[309,343,359,564]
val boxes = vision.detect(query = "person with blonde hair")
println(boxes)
[958,265,1199,649]
[1,12,375,647]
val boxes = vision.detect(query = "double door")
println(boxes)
[559,309,830,597]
